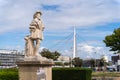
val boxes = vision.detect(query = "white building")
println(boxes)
[57,56,70,62]
[0,49,24,66]
[101,55,108,62]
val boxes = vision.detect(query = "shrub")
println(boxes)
[0,68,18,80]
[52,68,92,80]
[0,67,92,80]
[54,62,64,66]
[64,62,70,66]
[72,57,83,67]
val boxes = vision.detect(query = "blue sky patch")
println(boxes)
[41,4,60,11]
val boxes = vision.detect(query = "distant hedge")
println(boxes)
[0,67,92,80]
[52,68,92,80]
[0,68,18,80]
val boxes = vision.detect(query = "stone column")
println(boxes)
[17,61,53,80]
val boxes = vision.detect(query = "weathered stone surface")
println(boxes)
[17,60,53,66]
[17,11,53,80]
[25,11,45,57]
[17,61,53,80]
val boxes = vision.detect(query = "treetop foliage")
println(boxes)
[103,28,120,53]
[40,48,61,60]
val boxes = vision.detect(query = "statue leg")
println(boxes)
[35,39,41,55]
[30,39,35,56]
[25,39,28,56]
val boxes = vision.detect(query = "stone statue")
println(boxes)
[25,11,45,57]
[24,35,34,56]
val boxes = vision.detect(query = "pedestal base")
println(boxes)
[17,61,53,80]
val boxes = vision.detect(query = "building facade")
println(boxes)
[111,55,120,65]
[0,49,24,66]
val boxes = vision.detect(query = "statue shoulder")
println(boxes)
[30,18,38,25]
[34,18,41,22]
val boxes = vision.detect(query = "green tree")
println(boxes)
[52,51,60,60]
[40,48,61,60]
[103,28,120,53]
[64,62,70,66]
[90,59,95,68]
[99,59,104,67]
[54,62,64,66]
[72,57,83,67]
[40,48,52,59]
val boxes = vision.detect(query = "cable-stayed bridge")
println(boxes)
[48,27,90,58]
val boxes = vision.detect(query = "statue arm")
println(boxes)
[41,21,45,31]
[30,18,44,30]
[30,20,37,26]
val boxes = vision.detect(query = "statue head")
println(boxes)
[33,11,42,19]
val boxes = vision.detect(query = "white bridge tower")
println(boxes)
[73,27,77,58]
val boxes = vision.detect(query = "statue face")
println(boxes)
[36,13,41,18]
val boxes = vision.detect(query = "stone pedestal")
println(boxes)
[17,61,53,80]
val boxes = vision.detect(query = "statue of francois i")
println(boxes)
[25,11,45,57]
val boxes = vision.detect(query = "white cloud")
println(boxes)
[0,0,120,33]
[0,0,41,33]
[62,49,73,57]
[42,40,114,60]
[4,45,22,50]
[0,0,8,6]
[77,43,114,60]
[60,42,113,60]
[78,43,94,54]
[0,0,118,60]
[39,46,46,52]
[79,30,112,38]
[41,0,120,30]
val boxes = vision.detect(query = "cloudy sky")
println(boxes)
[0,0,120,60]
